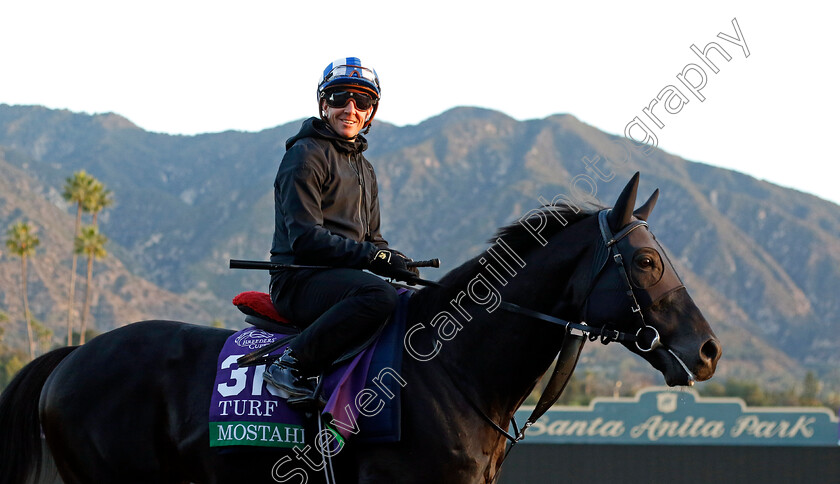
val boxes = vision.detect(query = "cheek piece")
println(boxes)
[584,210,686,355]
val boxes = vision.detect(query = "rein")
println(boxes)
[455,209,696,458]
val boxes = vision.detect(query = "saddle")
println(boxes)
[210,290,408,443]
[231,291,393,370]
[232,291,298,334]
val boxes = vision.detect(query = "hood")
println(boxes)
[285,117,368,154]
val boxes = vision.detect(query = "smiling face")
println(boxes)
[320,96,374,139]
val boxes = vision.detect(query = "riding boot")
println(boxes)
[263,348,317,397]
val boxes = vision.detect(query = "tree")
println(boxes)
[801,371,821,406]
[83,180,114,228]
[30,318,53,354]
[5,221,40,360]
[724,379,769,406]
[0,311,8,343]
[1,353,24,390]
[62,170,96,345]
[75,226,107,345]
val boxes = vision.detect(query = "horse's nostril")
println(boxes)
[700,338,722,364]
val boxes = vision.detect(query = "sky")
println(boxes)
[1,1,838,205]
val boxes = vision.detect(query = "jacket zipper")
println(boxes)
[348,155,369,238]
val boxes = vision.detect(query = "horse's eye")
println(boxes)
[631,249,663,288]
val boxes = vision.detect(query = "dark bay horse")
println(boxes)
[0,174,720,484]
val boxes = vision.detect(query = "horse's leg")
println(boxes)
[208,448,344,484]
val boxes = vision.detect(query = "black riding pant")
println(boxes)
[270,268,397,375]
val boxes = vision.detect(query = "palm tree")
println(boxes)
[5,221,40,360]
[0,311,8,344]
[83,180,114,228]
[62,170,96,345]
[30,318,54,354]
[75,225,107,345]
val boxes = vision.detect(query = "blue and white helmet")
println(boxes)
[317,57,381,101]
[317,57,381,132]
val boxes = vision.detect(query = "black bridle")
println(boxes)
[505,209,676,359]
[455,209,696,450]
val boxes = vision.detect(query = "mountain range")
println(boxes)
[0,104,837,391]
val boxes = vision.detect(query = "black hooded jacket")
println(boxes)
[270,117,388,271]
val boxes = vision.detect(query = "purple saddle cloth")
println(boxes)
[209,290,409,448]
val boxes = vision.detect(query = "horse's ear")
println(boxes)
[608,172,640,231]
[633,189,659,221]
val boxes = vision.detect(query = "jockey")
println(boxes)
[264,57,418,400]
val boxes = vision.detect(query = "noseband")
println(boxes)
[590,209,664,352]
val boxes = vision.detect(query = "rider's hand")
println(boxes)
[368,249,418,283]
[389,249,421,277]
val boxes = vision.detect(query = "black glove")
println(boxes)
[368,249,418,283]
[390,249,421,277]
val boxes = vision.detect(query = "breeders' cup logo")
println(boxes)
[656,393,678,414]
[234,329,277,349]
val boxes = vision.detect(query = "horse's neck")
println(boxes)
[410,218,595,417]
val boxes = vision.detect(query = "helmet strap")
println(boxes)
[362,104,378,134]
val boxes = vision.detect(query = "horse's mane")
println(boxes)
[412,203,601,319]
[492,205,600,258]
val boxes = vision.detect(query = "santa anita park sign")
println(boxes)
[515,387,838,446]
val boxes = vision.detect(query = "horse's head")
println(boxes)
[582,173,721,386]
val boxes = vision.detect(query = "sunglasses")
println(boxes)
[325,91,376,111]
